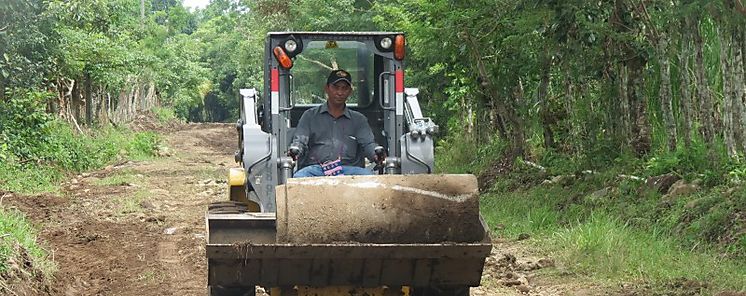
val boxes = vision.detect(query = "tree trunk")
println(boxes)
[71,78,81,124]
[47,81,58,114]
[84,72,93,126]
[538,54,554,149]
[678,34,693,149]
[694,20,716,145]
[720,29,737,158]
[485,95,508,141]
[618,64,630,141]
[494,110,508,141]
[659,35,677,151]
[463,30,525,158]
[736,30,746,153]
[94,86,104,125]
[511,82,527,158]
[0,77,5,101]
[627,61,651,156]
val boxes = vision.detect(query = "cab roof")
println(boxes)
[267,32,404,38]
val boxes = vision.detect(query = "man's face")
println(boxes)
[325,81,352,105]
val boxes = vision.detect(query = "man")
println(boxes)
[288,69,383,177]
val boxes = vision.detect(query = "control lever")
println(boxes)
[373,146,387,174]
[287,145,301,161]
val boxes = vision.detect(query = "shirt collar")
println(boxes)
[319,102,351,118]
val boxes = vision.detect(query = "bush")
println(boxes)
[0,90,55,161]
[0,91,162,194]
[0,123,161,194]
[151,106,180,123]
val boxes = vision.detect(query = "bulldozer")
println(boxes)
[205,32,491,296]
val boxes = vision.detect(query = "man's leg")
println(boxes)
[341,166,374,176]
[293,165,324,178]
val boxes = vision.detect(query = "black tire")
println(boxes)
[411,286,469,296]
[208,201,249,214]
[208,285,256,296]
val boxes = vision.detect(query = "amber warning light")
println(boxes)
[394,35,406,60]
[273,46,293,69]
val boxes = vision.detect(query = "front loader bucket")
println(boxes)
[206,212,491,288]
[205,174,491,291]
[276,174,483,244]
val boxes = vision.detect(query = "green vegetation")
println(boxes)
[93,169,143,187]
[150,107,181,124]
[1,117,160,194]
[137,269,164,283]
[2,0,745,293]
[555,214,746,290]
[0,207,55,290]
[117,189,149,215]
[439,130,746,292]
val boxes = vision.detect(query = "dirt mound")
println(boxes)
[483,251,556,294]
[126,111,184,133]
[0,243,52,296]
[477,154,515,191]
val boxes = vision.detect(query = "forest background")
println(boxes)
[1,0,745,293]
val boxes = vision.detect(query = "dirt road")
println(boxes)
[7,124,608,296]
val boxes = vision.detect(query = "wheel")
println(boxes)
[208,201,249,214]
[208,285,256,296]
[411,286,469,296]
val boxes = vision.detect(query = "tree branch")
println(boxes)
[296,55,333,71]
[736,0,746,15]
[635,0,660,47]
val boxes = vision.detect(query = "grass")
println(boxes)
[479,185,746,292]
[0,207,56,290]
[150,107,180,124]
[0,164,62,194]
[436,130,746,293]
[0,122,160,194]
[117,189,149,215]
[137,269,164,283]
[93,169,143,187]
[195,167,225,181]
[553,214,746,291]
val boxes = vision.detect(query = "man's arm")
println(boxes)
[356,116,379,162]
[290,111,312,157]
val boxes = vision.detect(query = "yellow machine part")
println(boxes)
[227,168,260,212]
[228,168,246,186]
[270,286,410,296]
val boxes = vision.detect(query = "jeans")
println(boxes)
[293,164,373,178]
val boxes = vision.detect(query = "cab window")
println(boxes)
[291,41,374,107]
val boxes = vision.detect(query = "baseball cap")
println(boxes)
[327,69,352,86]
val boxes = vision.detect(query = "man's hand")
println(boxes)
[373,146,387,165]
[287,145,301,161]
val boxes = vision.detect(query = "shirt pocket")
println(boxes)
[341,135,359,160]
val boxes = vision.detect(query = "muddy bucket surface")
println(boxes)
[275,174,483,244]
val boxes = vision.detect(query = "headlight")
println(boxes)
[379,37,393,49]
[284,39,298,53]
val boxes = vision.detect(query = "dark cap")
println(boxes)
[327,69,352,86]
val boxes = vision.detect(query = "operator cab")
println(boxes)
[260,32,406,163]
[235,32,437,212]
[285,40,384,147]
